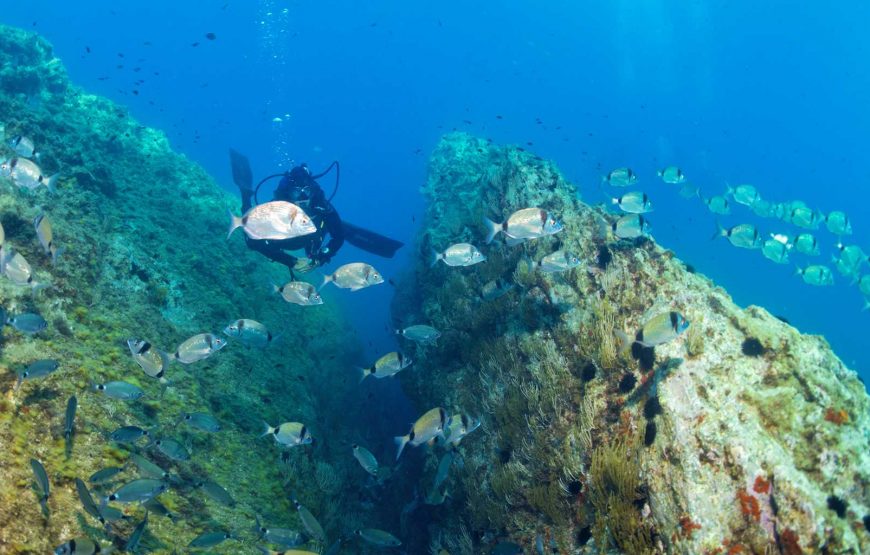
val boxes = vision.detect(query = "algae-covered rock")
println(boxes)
[396,132,870,554]
[0,24,370,553]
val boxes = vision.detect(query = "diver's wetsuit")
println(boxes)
[241,165,344,271]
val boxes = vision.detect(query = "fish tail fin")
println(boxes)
[271,283,281,295]
[615,330,633,355]
[50,245,65,265]
[319,272,333,291]
[793,265,804,277]
[863,299,870,312]
[394,434,410,461]
[14,374,22,392]
[356,366,369,383]
[483,216,501,244]
[45,174,59,194]
[260,421,274,438]
[226,210,243,240]
[711,221,726,241]
[430,249,442,267]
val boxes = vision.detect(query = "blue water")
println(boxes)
[7,1,870,384]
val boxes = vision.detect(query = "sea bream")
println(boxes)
[713,223,763,249]
[657,166,685,184]
[16,359,60,391]
[792,233,820,256]
[795,264,834,286]
[617,311,690,353]
[0,157,57,192]
[0,247,46,290]
[431,243,486,267]
[321,262,383,291]
[227,200,316,240]
[33,214,63,264]
[611,214,650,239]
[352,444,379,476]
[223,318,275,348]
[358,351,412,381]
[602,167,638,187]
[395,324,441,344]
[484,207,563,245]
[127,339,170,380]
[535,250,581,273]
[824,210,852,236]
[54,538,104,555]
[93,380,144,401]
[173,333,227,363]
[727,184,760,207]
[261,421,312,447]
[761,237,791,264]
[703,195,730,215]
[394,407,448,460]
[10,135,38,158]
[273,281,322,305]
[789,206,822,230]
[355,528,402,547]
[611,191,652,214]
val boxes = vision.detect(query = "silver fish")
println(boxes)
[612,214,650,239]
[713,223,762,249]
[93,380,144,401]
[657,166,685,184]
[1,248,44,290]
[0,157,57,192]
[611,191,652,214]
[352,444,379,476]
[789,206,822,230]
[833,254,861,277]
[196,480,235,506]
[0,219,4,244]
[261,421,312,447]
[602,167,638,187]
[178,411,221,432]
[127,339,170,380]
[856,274,870,297]
[54,537,102,555]
[189,531,233,548]
[442,413,481,446]
[394,407,447,460]
[33,214,62,264]
[223,318,275,348]
[536,250,581,273]
[16,359,60,390]
[761,238,791,264]
[6,312,47,333]
[227,200,316,240]
[751,199,775,218]
[109,425,149,443]
[322,262,384,291]
[89,466,124,484]
[10,135,37,158]
[431,243,486,267]
[792,233,820,256]
[728,184,759,207]
[678,183,700,199]
[795,264,834,286]
[618,311,690,352]
[834,243,867,269]
[359,351,412,381]
[273,281,322,305]
[703,195,730,215]
[173,332,227,363]
[484,207,563,245]
[396,324,441,344]
[825,210,852,236]
[253,515,306,547]
[294,501,326,542]
[31,458,50,514]
[151,438,190,461]
[105,478,167,504]
[355,528,402,547]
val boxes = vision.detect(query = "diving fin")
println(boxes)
[229,148,253,191]
[342,222,404,258]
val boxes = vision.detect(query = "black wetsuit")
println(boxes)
[241,165,344,271]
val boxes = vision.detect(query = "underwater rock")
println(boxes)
[395,132,870,553]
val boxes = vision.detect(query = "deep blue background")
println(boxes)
[6,1,869,384]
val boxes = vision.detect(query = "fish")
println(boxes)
[617,311,690,353]
[15,359,60,390]
[105,478,167,504]
[223,318,275,347]
[481,278,514,301]
[611,214,650,239]
[431,243,486,267]
[394,407,448,460]
[727,184,760,207]
[792,233,820,256]
[143,497,177,521]
[294,501,326,542]
[125,513,148,552]
[1,248,46,290]
[93,380,144,401]
[9,135,38,158]
[396,324,441,344]
[257,547,315,555]
[130,453,171,481]
[611,191,652,214]
[834,243,868,269]
[703,195,730,215]
[0,220,4,244]
[761,238,791,264]
[64,395,77,443]
[227,200,316,240]
[74,478,105,525]
[273,281,322,305]
[484,207,563,244]
[712,222,762,249]
[89,466,124,484]
[6,312,47,333]
[178,411,221,432]
[825,210,852,236]
[127,339,171,380]
[253,514,306,547]
[321,262,384,291]
[352,444,379,476]
[54,538,103,555]
[832,254,862,278]
[173,332,227,363]
[109,425,149,443]
[195,480,235,506]
[355,528,402,547]
[359,351,413,381]
[678,183,700,199]
[535,250,581,273]
[442,413,481,446]
[151,438,190,461]
[493,541,524,555]
[189,531,233,548]
[0,157,57,192]
[656,166,685,184]
[795,264,834,286]
[602,167,638,187]
[31,458,50,514]
[751,198,775,218]
[33,214,63,263]
[433,451,455,490]
[789,206,822,230]
[261,421,312,447]
[424,485,449,505]
[856,274,870,297]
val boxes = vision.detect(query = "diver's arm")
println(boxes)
[244,236,298,268]
[321,208,345,258]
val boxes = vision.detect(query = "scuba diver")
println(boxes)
[229,149,403,275]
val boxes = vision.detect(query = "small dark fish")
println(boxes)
[7,313,48,334]
[75,478,104,524]
[191,42,200,47]
[30,458,50,514]
[178,411,220,432]
[54,537,103,554]
[196,480,235,506]
[109,425,149,443]
[189,531,232,548]
[126,512,148,552]
[89,466,124,484]
[64,396,77,439]
[205,32,217,40]
[253,514,305,547]
[93,380,144,401]
[16,359,60,390]
[151,438,190,461]
[105,478,167,504]
[129,453,170,480]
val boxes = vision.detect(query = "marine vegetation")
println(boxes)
[393,132,870,553]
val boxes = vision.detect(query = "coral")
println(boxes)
[737,489,761,522]
[824,407,849,425]
[752,475,770,495]
[679,515,702,539]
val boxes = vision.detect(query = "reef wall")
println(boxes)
[0,25,371,553]
[394,133,870,554]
